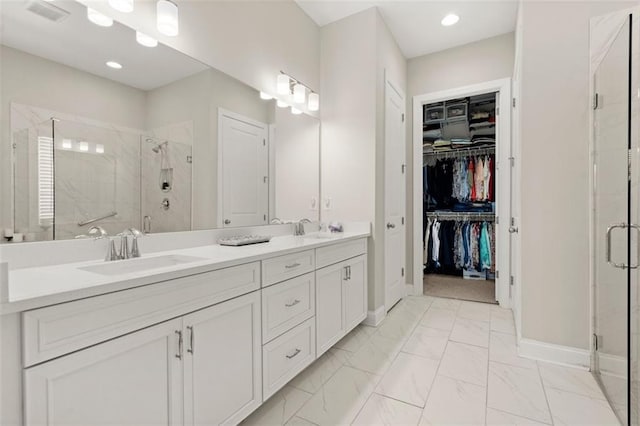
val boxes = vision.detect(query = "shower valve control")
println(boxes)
[161,198,170,210]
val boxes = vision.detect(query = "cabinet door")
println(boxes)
[24,318,183,426]
[344,255,368,332]
[315,262,345,357]
[183,291,262,426]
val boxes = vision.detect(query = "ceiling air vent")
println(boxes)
[25,0,70,23]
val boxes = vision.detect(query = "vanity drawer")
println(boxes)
[262,317,316,399]
[262,273,315,343]
[262,250,315,287]
[315,238,367,269]
[22,262,261,367]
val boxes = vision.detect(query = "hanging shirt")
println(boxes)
[475,156,485,201]
[471,223,480,269]
[483,156,491,202]
[469,157,476,201]
[424,218,433,264]
[487,156,495,201]
[480,222,492,271]
[432,220,441,267]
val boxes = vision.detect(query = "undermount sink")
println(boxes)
[79,254,207,276]
[303,232,340,240]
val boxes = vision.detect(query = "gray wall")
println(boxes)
[519,0,636,350]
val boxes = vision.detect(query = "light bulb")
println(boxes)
[61,139,72,150]
[308,93,319,111]
[108,0,133,13]
[260,91,273,100]
[96,144,105,154]
[157,0,179,37]
[87,7,113,27]
[277,99,288,108]
[277,74,290,95]
[291,107,302,115]
[106,61,122,69]
[79,142,89,152]
[293,83,306,104]
[441,14,460,26]
[136,32,158,47]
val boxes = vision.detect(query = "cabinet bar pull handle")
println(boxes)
[286,348,301,359]
[285,262,301,269]
[347,266,351,280]
[175,330,183,360]
[285,299,301,308]
[187,326,194,354]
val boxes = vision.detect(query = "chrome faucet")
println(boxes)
[89,226,119,261]
[118,228,144,259]
[294,218,312,236]
[128,228,143,258]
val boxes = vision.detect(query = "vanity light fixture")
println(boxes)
[61,139,73,150]
[308,92,319,111]
[87,7,113,27]
[277,74,290,95]
[108,0,133,13]
[276,99,288,108]
[260,91,273,100]
[291,107,302,115]
[293,83,306,104]
[136,31,158,47]
[79,141,89,152]
[106,61,123,69]
[441,13,460,26]
[95,144,105,154]
[157,0,179,36]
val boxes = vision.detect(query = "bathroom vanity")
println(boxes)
[0,228,369,425]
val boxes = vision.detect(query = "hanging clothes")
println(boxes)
[474,156,485,201]
[479,222,492,271]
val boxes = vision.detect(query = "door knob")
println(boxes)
[508,226,518,234]
[224,219,231,225]
[386,223,395,229]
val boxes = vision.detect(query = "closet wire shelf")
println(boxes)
[426,211,495,221]
[423,145,495,160]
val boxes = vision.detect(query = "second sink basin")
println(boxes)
[79,254,208,276]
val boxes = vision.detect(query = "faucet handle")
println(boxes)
[106,237,120,261]
[128,227,143,238]
[128,228,143,258]
[88,226,108,240]
[118,232,130,260]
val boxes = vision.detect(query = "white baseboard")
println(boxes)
[518,338,591,370]
[597,352,626,378]
[363,305,386,327]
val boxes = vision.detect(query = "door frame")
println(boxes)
[411,78,513,308]
[217,108,269,228]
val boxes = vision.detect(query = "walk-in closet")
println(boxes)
[422,92,498,303]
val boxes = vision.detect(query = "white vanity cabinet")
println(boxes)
[24,291,262,426]
[315,241,368,357]
[24,318,185,425]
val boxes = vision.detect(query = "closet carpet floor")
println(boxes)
[424,274,497,304]
[240,296,618,426]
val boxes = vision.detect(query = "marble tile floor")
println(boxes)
[241,296,620,426]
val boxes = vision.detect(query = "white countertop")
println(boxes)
[1,231,369,314]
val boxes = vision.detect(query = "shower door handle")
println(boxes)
[606,223,640,269]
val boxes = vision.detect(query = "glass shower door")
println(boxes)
[593,15,632,425]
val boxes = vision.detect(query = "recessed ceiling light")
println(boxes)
[136,31,158,47]
[87,7,113,27]
[441,13,460,27]
[106,61,122,69]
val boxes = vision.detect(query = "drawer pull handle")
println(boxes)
[175,330,183,360]
[285,299,301,308]
[187,326,194,354]
[285,262,301,269]
[286,348,302,359]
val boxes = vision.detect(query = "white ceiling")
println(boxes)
[295,1,519,58]
[0,0,207,91]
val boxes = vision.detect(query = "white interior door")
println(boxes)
[385,78,406,311]
[219,110,268,228]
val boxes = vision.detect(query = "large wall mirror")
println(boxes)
[0,0,320,242]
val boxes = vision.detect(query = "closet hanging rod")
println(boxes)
[423,145,495,160]
[426,211,495,222]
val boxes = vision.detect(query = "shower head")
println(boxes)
[151,141,167,153]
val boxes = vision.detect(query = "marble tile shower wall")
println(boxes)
[10,103,192,240]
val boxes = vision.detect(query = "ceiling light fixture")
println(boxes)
[277,99,288,108]
[157,0,179,36]
[136,31,158,47]
[260,91,273,100]
[291,107,302,115]
[441,13,459,27]
[108,0,133,13]
[87,7,113,27]
[106,61,122,69]
[308,93,319,112]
